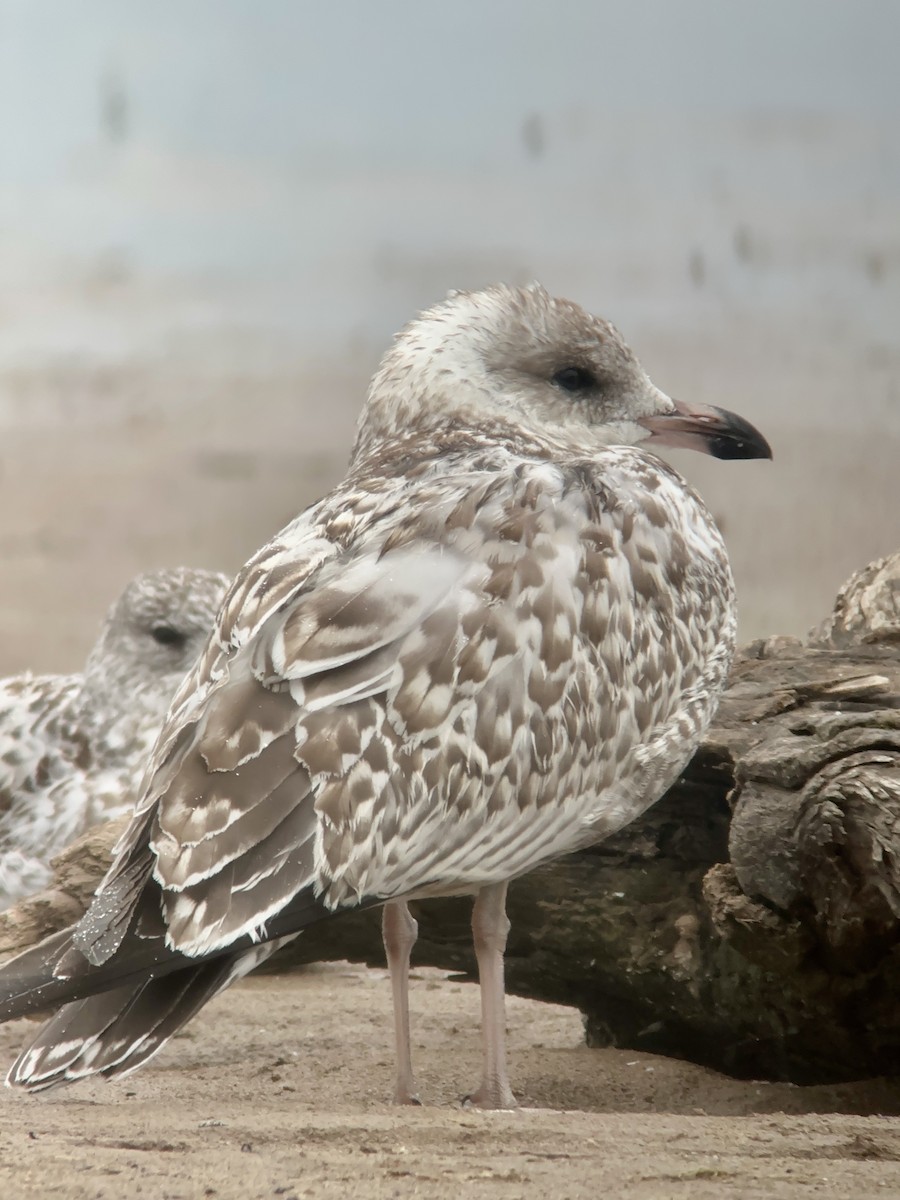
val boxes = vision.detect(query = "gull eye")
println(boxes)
[151,624,187,649]
[551,366,597,394]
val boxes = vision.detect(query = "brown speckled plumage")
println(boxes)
[0,284,770,1104]
[0,569,228,908]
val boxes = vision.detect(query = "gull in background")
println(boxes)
[0,568,228,907]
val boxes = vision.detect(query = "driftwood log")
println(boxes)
[2,553,899,1085]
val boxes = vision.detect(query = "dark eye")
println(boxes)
[552,366,597,394]
[151,624,187,649]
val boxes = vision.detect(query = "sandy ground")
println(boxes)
[2,964,900,1200]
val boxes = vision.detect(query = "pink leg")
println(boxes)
[381,899,421,1105]
[466,881,518,1109]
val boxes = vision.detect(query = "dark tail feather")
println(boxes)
[7,938,291,1091]
[1,882,364,1090]
[0,928,81,1020]
[0,882,333,1024]
[0,923,197,1022]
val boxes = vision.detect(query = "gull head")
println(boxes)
[355,283,771,463]
[85,567,229,694]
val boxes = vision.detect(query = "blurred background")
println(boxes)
[0,0,897,672]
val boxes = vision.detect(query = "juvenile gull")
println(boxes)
[0,568,229,908]
[0,285,770,1107]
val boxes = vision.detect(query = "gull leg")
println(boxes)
[465,880,518,1109]
[381,899,421,1105]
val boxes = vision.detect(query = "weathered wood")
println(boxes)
[2,553,899,1084]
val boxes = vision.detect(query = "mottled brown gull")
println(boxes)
[0,568,228,908]
[0,285,770,1107]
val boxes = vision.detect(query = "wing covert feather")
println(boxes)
[75,452,731,963]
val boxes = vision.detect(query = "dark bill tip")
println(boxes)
[639,401,772,462]
[703,408,773,460]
